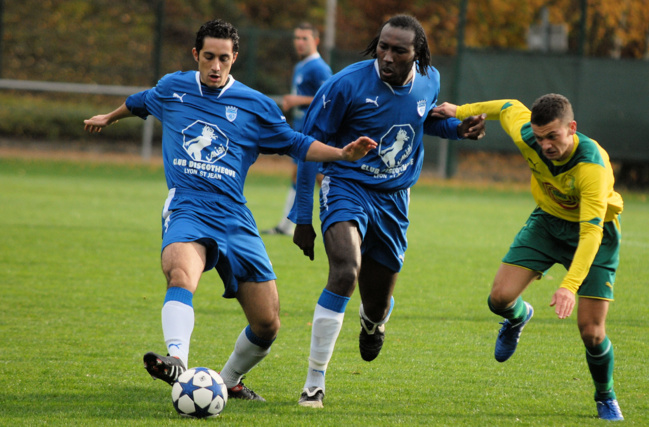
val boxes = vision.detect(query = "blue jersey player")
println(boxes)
[83,19,376,402]
[291,15,486,408]
[263,22,332,236]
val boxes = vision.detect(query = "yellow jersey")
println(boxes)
[456,100,623,293]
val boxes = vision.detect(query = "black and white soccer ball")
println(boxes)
[171,367,228,418]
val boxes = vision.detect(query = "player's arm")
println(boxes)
[282,95,315,111]
[433,100,529,140]
[305,137,376,163]
[550,165,608,317]
[83,102,134,133]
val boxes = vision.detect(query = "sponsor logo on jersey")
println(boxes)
[173,93,187,102]
[542,181,579,210]
[182,120,229,163]
[417,99,426,117]
[378,124,415,169]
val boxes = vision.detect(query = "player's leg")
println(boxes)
[262,161,297,236]
[357,256,397,362]
[489,263,538,362]
[299,221,361,407]
[144,241,206,384]
[578,297,622,420]
[219,279,280,401]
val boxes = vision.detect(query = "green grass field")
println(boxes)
[1,156,648,426]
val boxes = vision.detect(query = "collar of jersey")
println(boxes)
[373,60,416,95]
[195,72,235,98]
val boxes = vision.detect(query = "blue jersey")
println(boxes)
[290,59,461,224]
[126,71,315,204]
[291,53,332,131]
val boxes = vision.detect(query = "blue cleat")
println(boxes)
[596,398,624,421]
[494,302,534,362]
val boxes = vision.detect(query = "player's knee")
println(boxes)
[327,262,359,293]
[251,316,280,342]
[578,323,606,348]
[165,268,194,291]
[488,289,512,311]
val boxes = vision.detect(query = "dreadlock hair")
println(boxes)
[361,15,431,77]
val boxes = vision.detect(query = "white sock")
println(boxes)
[305,303,346,392]
[220,326,272,389]
[277,187,296,234]
[161,300,194,368]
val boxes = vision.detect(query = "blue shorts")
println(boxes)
[161,188,276,298]
[319,177,409,272]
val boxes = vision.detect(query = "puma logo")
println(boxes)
[365,96,379,107]
[322,94,331,109]
[173,93,187,103]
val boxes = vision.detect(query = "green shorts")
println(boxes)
[502,207,621,300]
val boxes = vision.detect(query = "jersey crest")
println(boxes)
[182,120,228,163]
[417,99,427,117]
[379,124,415,169]
[225,106,238,122]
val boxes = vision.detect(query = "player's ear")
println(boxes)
[568,120,577,135]
[192,47,200,63]
[232,52,238,63]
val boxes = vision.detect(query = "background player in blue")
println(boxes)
[290,15,486,407]
[262,22,332,236]
[83,19,376,402]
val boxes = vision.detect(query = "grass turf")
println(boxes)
[1,156,647,426]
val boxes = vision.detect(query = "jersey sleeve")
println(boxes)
[456,99,530,140]
[288,159,320,225]
[423,116,462,139]
[289,79,350,225]
[125,74,173,120]
[559,163,608,293]
[256,97,315,160]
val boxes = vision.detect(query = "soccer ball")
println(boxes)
[171,367,228,418]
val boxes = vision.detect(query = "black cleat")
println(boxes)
[143,352,186,385]
[359,317,385,362]
[227,380,266,401]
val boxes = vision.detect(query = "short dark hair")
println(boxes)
[296,22,319,39]
[530,93,574,126]
[361,15,431,77]
[195,19,240,53]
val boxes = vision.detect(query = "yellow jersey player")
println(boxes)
[432,94,624,421]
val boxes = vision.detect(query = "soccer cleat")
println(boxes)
[596,398,624,421]
[227,380,266,401]
[143,352,186,385]
[494,302,534,362]
[298,386,324,408]
[260,226,293,236]
[359,316,386,362]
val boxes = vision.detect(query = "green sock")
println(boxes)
[586,336,616,401]
[488,296,527,324]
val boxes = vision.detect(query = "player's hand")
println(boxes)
[84,114,116,133]
[341,136,377,162]
[293,224,317,261]
[430,102,458,119]
[282,94,297,112]
[550,287,576,319]
[457,114,487,140]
